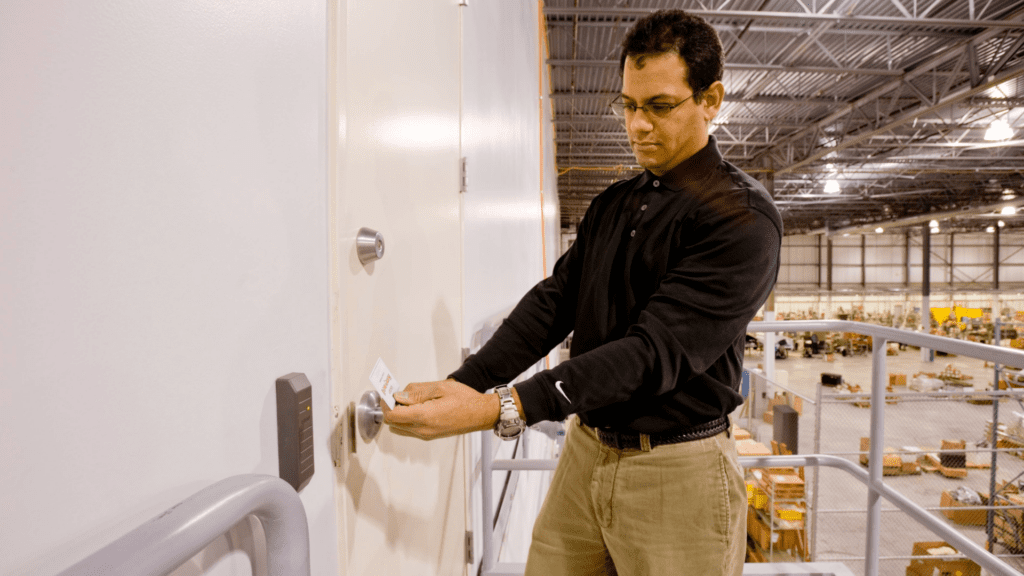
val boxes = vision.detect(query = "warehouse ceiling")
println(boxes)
[546,0,1024,236]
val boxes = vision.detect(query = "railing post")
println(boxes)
[481,430,495,574]
[764,310,776,386]
[811,379,823,561]
[865,337,887,576]
[987,319,1001,551]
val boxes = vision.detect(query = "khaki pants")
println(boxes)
[525,416,746,576]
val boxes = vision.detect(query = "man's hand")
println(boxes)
[382,379,500,440]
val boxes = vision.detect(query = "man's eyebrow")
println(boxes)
[620,93,675,103]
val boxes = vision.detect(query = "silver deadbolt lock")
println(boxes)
[357,228,385,264]
[356,389,384,441]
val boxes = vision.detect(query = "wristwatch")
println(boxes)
[493,385,526,440]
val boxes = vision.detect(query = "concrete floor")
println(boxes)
[741,347,1024,576]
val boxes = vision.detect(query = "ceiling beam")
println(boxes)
[776,60,1024,173]
[765,6,1024,172]
[807,197,1024,236]
[546,20,967,39]
[547,60,904,76]
[543,7,1024,30]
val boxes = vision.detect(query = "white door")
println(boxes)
[328,1,466,575]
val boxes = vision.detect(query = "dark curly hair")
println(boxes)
[619,10,724,101]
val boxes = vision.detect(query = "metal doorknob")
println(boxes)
[356,389,384,441]
[356,228,385,264]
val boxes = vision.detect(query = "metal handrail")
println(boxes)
[741,455,1021,576]
[479,320,1024,576]
[55,474,311,576]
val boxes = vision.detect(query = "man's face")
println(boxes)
[621,51,721,176]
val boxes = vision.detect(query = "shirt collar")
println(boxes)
[635,135,722,193]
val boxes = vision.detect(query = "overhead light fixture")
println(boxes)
[930,227,939,234]
[824,179,840,194]
[929,220,939,228]
[1002,206,1016,216]
[987,226,996,233]
[985,118,1014,141]
[1004,189,1016,200]
[999,220,1006,228]
[875,227,883,233]
[843,233,850,237]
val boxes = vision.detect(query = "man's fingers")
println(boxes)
[394,381,443,405]
[383,404,425,426]
[387,425,422,439]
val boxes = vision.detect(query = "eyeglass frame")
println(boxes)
[609,93,696,119]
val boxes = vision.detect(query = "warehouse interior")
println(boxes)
[540,2,1024,576]
[4,2,1024,576]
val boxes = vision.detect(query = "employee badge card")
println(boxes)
[368,358,403,409]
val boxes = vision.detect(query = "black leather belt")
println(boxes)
[593,416,729,451]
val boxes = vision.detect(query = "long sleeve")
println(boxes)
[448,214,587,393]
[514,207,779,426]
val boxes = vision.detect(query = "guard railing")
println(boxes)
[478,320,1024,576]
[54,474,310,576]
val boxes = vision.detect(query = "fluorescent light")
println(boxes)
[929,220,939,227]
[930,227,939,234]
[985,118,1014,141]
[824,179,840,194]
[1004,189,1016,200]
[999,220,1006,227]
[875,227,883,233]
[987,226,996,233]
[1002,206,1016,216]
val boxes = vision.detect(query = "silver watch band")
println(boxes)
[494,385,524,440]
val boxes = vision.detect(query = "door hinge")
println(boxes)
[460,157,468,194]
[465,530,474,564]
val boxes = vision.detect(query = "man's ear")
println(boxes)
[700,81,725,123]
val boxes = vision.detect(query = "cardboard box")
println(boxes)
[763,392,802,423]
[889,373,907,386]
[736,439,771,457]
[746,483,768,510]
[905,541,980,576]
[940,490,988,526]
[860,437,920,474]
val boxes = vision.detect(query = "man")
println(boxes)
[385,9,781,575]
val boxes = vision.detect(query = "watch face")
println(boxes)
[497,420,525,439]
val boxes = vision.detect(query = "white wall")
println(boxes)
[462,0,560,340]
[461,1,560,571]
[0,2,338,575]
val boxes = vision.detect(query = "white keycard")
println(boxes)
[368,358,402,409]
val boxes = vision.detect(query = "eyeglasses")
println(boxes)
[610,94,694,119]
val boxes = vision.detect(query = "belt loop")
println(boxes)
[640,433,652,452]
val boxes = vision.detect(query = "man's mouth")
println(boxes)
[633,142,658,151]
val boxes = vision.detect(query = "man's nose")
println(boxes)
[628,110,654,134]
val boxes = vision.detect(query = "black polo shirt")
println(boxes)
[450,136,782,434]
